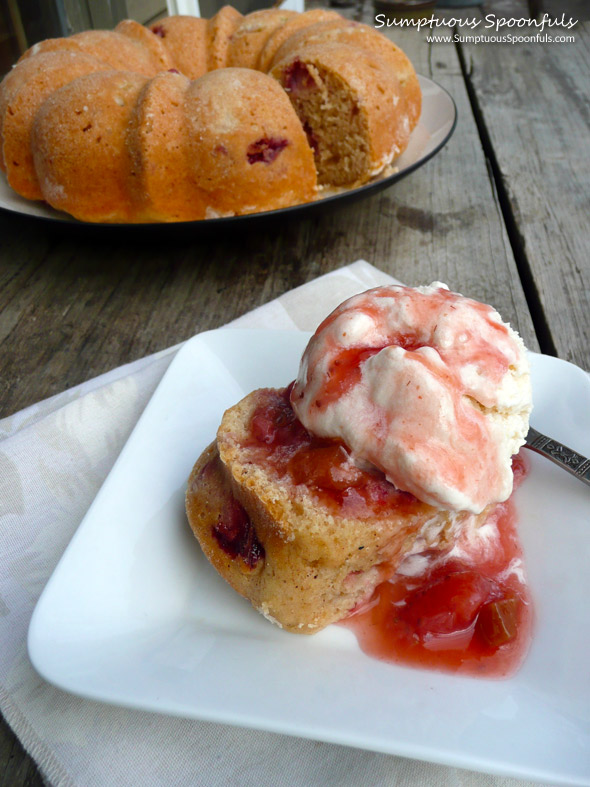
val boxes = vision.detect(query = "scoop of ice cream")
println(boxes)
[291,283,532,513]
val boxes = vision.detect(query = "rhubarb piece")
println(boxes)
[476,597,519,648]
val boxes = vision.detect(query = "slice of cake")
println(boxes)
[186,283,533,672]
[187,385,486,632]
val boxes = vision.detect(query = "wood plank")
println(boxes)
[351,2,539,346]
[0,718,44,787]
[459,6,590,370]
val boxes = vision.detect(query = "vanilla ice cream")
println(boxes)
[291,283,532,513]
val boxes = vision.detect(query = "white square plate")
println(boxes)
[28,329,590,785]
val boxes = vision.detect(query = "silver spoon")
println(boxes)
[525,427,590,487]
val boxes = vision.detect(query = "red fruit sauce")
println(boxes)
[342,461,532,678]
[247,386,532,678]
[291,338,424,411]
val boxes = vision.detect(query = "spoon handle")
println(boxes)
[525,427,590,488]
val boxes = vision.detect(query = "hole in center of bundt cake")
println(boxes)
[212,497,265,568]
[246,137,290,165]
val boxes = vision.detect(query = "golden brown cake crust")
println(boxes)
[257,9,341,74]
[32,71,149,223]
[0,50,106,181]
[186,388,473,634]
[227,9,297,70]
[149,16,208,79]
[128,71,207,222]
[115,19,176,72]
[206,5,243,71]
[20,30,163,75]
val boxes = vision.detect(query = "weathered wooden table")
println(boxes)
[1,0,587,782]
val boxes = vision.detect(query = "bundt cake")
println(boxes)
[0,7,421,223]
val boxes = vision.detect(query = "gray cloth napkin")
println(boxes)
[0,261,541,787]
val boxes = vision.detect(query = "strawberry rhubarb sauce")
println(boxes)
[291,283,532,514]
[342,454,532,678]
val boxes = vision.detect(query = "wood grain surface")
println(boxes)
[461,14,590,368]
[0,0,587,784]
